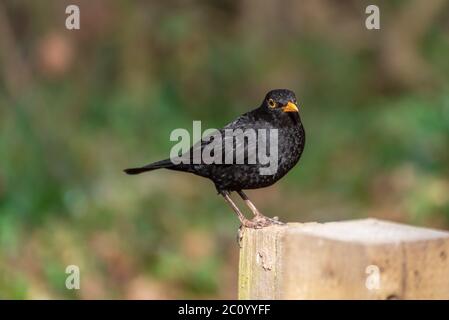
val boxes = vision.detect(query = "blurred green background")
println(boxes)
[1,0,449,299]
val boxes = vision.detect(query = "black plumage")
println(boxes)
[125,89,305,228]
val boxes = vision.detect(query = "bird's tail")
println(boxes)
[124,159,174,175]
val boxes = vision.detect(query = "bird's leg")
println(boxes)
[220,191,272,229]
[237,190,284,225]
[220,191,248,225]
[237,190,263,217]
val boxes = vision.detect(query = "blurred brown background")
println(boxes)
[0,0,449,299]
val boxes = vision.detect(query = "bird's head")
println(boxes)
[262,89,299,114]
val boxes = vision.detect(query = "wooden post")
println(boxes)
[238,219,449,299]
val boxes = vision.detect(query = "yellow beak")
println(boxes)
[282,101,299,113]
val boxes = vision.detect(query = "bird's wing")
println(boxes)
[174,111,268,165]
[198,112,262,165]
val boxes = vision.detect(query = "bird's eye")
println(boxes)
[268,99,276,108]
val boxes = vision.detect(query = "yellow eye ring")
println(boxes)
[268,99,276,108]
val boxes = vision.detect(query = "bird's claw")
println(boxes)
[237,216,284,246]
[242,215,285,229]
[266,216,284,225]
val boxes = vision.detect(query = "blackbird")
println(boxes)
[124,89,305,228]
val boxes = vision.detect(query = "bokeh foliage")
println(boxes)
[0,0,449,298]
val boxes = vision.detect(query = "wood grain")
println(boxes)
[238,219,449,299]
